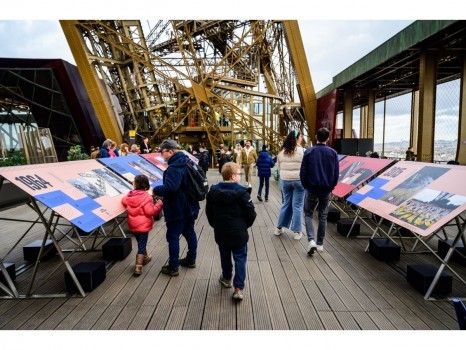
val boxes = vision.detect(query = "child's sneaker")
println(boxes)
[219,275,232,288]
[232,288,244,301]
[274,227,283,236]
[316,244,324,252]
[293,232,302,240]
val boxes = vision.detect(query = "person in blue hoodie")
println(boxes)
[206,162,256,301]
[300,127,339,256]
[153,139,200,276]
[256,144,275,202]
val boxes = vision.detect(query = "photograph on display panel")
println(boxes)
[332,156,394,198]
[390,189,466,230]
[347,161,466,236]
[0,160,128,232]
[98,154,164,188]
[141,152,168,172]
[380,166,450,206]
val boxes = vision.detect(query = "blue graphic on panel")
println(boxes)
[35,190,105,232]
[338,154,346,161]
[70,212,106,232]
[347,178,389,204]
[98,155,164,188]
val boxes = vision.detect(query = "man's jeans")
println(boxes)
[277,180,305,233]
[258,176,270,199]
[303,190,330,245]
[166,218,198,268]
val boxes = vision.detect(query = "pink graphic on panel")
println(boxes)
[141,152,168,171]
[0,160,131,232]
[347,161,466,236]
[332,156,394,198]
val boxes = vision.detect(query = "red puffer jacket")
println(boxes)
[122,190,163,233]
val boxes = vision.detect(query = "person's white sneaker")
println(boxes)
[316,245,324,252]
[274,227,283,236]
[307,240,317,255]
[293,232,302,240]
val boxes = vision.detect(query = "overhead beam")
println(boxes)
[283,20,316,138]
[60,20,122,144]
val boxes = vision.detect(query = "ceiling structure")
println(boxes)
[61,20,315,150]
[317,20,466,110]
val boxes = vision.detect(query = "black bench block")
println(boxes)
[64,261,106,293]
[23,239,57,262]
[399,227,414,237]
[438,239,466,265]
[102,238,132,261]
[327,207,341,223]
[407,264,452,296]
[369,239,400,261]
[0,262,16,284]
[337,219,360,236]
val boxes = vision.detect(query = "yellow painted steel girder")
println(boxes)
[283,20,316,140]
[60,20,122,145]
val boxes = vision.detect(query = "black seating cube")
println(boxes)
[0,262,16,284]
[23,239,57,262]
[369,239,400,261]
[64,261,106,293]
[327,207,341,222]
[399,227,414,237]
[406,264,452,296]
[102,238,132,261]
[438,239,466,265]
[337,219,360,236]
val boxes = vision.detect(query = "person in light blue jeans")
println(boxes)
[277,179,305,234]
[275,130,305,240]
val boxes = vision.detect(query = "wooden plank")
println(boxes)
[351,311,378,330]
[334,311,360,330]
[182,278,209,330]
[247,261,272,330]
[317,311,342,330]
[366,311,396,330]
[258,260,288,329]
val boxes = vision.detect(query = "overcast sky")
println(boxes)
[0,20,413,92]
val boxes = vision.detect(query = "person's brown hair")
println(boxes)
[221,162,240,181]
[133,174,150,191]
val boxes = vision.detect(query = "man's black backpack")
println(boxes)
[185,160,209,201]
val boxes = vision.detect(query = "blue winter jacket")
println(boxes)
[300,143,339,195]
[153,152,200,222]
[256,150,275,177]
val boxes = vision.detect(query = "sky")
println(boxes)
[0,2,461,149]
[0,20,414,93]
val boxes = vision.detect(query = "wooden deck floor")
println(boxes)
[0,170,464,330]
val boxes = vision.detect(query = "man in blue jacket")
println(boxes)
[300,128,339,256]
[153,139,200,276]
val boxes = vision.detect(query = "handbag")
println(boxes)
[273,165,280,181]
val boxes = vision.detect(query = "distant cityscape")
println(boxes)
[374,140,457,162]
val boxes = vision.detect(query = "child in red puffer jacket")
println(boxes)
[122,174,163,276]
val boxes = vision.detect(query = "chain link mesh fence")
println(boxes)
[434,79,460,162]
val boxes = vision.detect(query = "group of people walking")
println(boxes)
[90,137,153,159]
[121,127,339,301]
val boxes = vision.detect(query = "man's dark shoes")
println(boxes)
[257,195,263,202]
[161,265,179,276]
[179,257,196,268]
